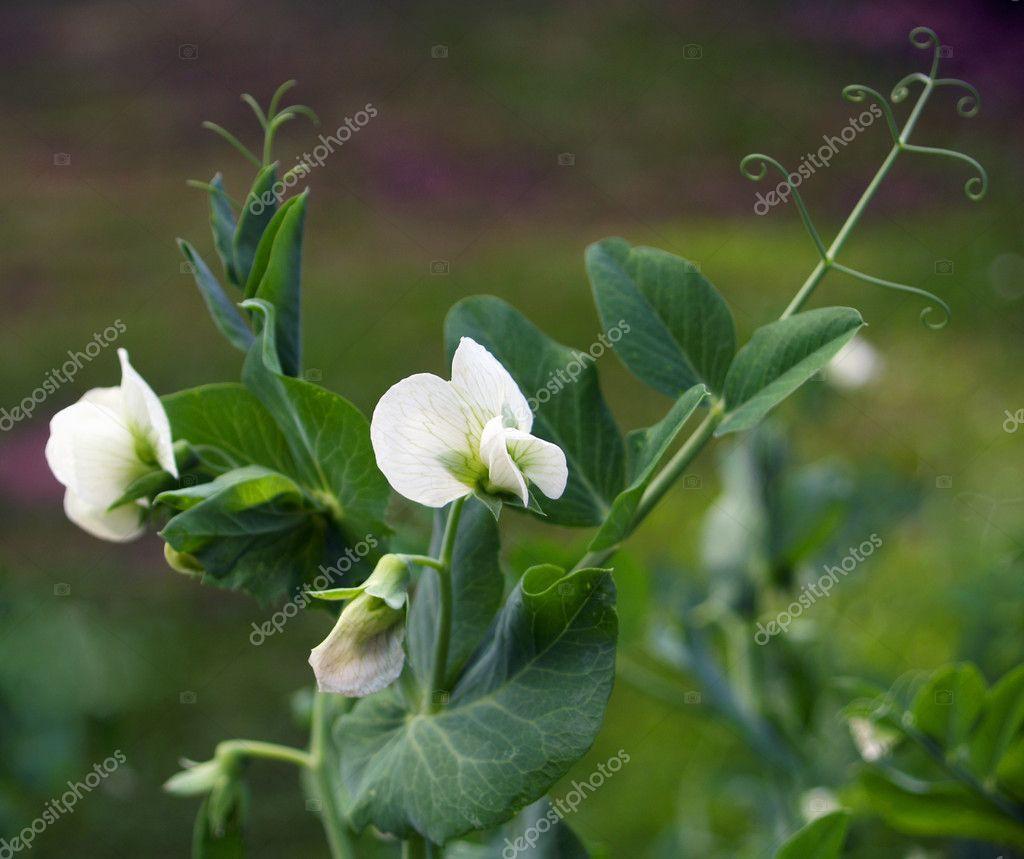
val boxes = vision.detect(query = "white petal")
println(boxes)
[63,489,145,542]
[46,395,147,508]
[118,349,178,477]
[504,430,568,500]
[479,416,528,505]
[825,337,883,389]
[450,337,532,432]
[308,603,406,697]
[371,373,481,507]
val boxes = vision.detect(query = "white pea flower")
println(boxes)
[370,337,568,508]
[825,336,883,389]
[308,554,410,697]
[45,348,178,542]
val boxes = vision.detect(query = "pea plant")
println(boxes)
[45,27,988,857]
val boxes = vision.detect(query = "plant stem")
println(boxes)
[308,691,356,859]
[215,739,312,769]
[401,554,446,571]
[403,834,431,858]
[425,496,465,713]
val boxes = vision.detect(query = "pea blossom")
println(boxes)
[370,337,568,508]
[308,554,410,697]
[44,348,178,541]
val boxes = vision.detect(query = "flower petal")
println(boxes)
[63,489,145,542]
[46,394,147,508]
[371,373,481,507]
[505,429,568,500]
[450,337,532,432]
[308,597,406,697]
[479,416,528,505]
[118,349,178,477]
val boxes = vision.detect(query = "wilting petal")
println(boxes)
[450,337,532,432]
[504,430,568,500]
[371,373,482,507]
[63,489,145,542]
[46,395,147,508]
[118,349,178,477]
[479,417,528,505]
[308,595,406,697]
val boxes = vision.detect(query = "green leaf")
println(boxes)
[996,736,1024,800]
[445,296,625,527]
[487,798,591,858]
[242,191,307,376]
[108,467,177,509]
[911,662,987,750]
[850,767,1024,848]
[588,384,708,552]
[207,173,239,287]
[716,308,865,436]
[586,238,736,396]
[233,164,278,288]
[407,497,504,685]
[971,664,1024,779]
[339,564,617,843]
[242,299,390,536]
[775,810,849,859]
[177,240,254,352]
[192,794,245,859]
[163,383,296,476]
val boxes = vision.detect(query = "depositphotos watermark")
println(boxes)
[526,319,631,412]
[248,103,379,216]
[1,320,126,432]
[0,750,126,856]
[754,533,882,644]
[501,749,630,858]
[248,534,380,645]
[753,103,883,215]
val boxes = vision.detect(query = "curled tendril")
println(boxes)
[843,84,899,142]
[909,26,943,78]
[891,71,929,104]
[934,78,981,117]
[902,143,988,200]
[740,153,827,258]
[832,263,951,330]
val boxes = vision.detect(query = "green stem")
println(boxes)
[403,833,432,858]
[308,691,356,859]
[425,496,466,712]
[215,739,311,769]
[401,554,446,571]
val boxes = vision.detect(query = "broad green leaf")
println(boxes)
[588,384,708,552]
[207,173,239,287]
[232,164,278,287]
[158,467,327,603]
[911,663,986,750]
[408,497,503,685]
[339,564,618,843]
[996,735,1024,800]
[445,296,625,527]
[242,300,390,535]
[586,238,736,396]
[243,191,307,376]
[716,308,865,436]
[177,240,254,352]
[775,810,849,859]
[971,664,1024,779]
[164,383,296,476]
[850,768,1024,848]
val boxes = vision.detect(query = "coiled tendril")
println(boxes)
[738,25,987,330]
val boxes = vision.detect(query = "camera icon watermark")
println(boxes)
[432,690,450,707]
[683,474,701,489]
[182,474,199,487]
[683,44,703,60]
[179,691,197,704]
[557,581,576,596]
[557,152,575,167]
[180,261,196,275]
[431,45,448,59]
[935,259,954,275]
[934,688,954,705]
[938,45,953,58]
[305,798,323,813]
[53,152,71,167]
[53,583,71,596]
[430,260,450,275]
[179,44,199,60]
[304,368,323,382]
[935,475,953,489]
[684,690,702,704]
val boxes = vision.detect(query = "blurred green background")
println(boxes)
[1,0,1022,855]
